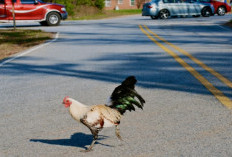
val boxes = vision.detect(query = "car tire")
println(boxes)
[159,9,170,19]
[201,7,211,17]
[150,16,158,20]
[217,6,226,16]
[46,12,61,26]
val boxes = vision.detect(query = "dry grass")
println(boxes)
[70,7,141,20]
[224,19,232,28]
[0,29,53,60]
[74,5,101,18]
[224,20,232,28]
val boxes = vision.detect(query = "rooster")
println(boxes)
[63,76,145,152]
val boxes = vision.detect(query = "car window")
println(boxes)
[0,0,4,4]
[193,0,210,2]
[21,0,36,4]
[163,0,175,3]
[186,0,197,3]
[176,0,187,3]
[163,0,185,3]
[202,0,210,2]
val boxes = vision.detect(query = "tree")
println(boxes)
[94,0,105,10]
[136,0,146,9]
[12,0,16,30]
[42,0,105,15]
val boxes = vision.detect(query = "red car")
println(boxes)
[0,0,68,26]
[196,0,231,16]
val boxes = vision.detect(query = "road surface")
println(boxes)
[0,14,232,157]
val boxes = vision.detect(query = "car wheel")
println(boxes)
[150,16,158,20]
[46,12,61,26]
[201,7,211,17]
[159,9,170,19]
[217,6,226,16]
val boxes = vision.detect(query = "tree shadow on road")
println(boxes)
[0,21,232,98]
[1,50,231,97]
[30,132,111,150]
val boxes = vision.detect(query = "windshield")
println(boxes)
[194,0,211,2]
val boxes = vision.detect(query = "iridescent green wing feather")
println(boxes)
[109,76,145,114]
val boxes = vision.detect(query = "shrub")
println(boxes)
[94,0,105,10]
[42,0,105,15]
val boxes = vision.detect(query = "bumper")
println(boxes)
[142,9,158,16]
[61,12,68,20]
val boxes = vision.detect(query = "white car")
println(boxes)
[142,0,215,19]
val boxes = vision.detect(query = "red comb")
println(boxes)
[63,96,69,102]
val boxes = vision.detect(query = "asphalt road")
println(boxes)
[0,14,232,157]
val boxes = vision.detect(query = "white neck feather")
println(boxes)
[68,98,89,122]
[69,98,87,107]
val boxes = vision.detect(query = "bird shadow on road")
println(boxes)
[30,132,112,150]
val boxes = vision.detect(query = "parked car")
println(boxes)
[142,0,215,19]
[194,0,231,16]
[0,0,68,26]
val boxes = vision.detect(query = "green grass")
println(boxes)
[109,9,142,14]
[0,29,52,46]
[71,9,142,20]
[0,29,53,60]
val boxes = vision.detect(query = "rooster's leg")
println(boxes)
[80,118,100,152]
[85,128,99,152]
[115,125,122,141]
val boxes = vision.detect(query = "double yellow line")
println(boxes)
[139,25,232,109]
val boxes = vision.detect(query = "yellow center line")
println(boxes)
[139,25,232,109]
[143,25,232,89]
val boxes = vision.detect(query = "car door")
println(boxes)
[175,0,188,15]
[16,0,44,20]
[162,0,178,16]
[186,0,202,15]
[0,0,7,19]
[163,0,188,16]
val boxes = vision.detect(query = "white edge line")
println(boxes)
[0,32,59,67]
[217,25,231,31]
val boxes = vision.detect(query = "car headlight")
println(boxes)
[61,7,66,12]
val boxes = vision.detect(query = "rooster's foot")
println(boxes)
[80,148,93,152]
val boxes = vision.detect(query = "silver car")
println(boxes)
[142,0,214,19]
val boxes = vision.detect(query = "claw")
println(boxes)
[80,148,93,152]
[80,139,95,152]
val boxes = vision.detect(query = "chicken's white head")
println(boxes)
[63,96,72,108]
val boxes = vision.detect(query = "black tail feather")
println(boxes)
[109,76,145,114]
